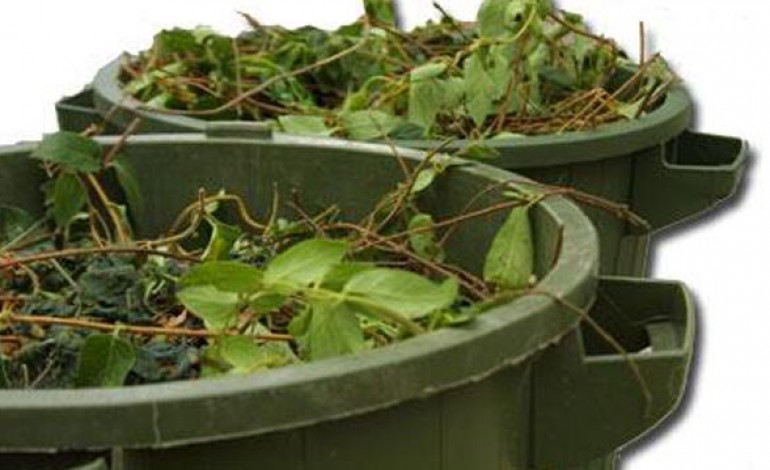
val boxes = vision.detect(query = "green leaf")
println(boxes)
[249,293,286,314]
[32,132,102,173]
[340,110,402,141]
[177,285,240,330]
[265,239,349,287]
[278,115,333,137]
[408,214,445,262]
[457,141,501,160]
[52,173,87,229]
[478,0,513,38]
[154,29,201,59]
[344,269,458,320]
[74,335,136,388]
[408,64,463,135]
[220,336,294,373]
[113,156,145,221]
[179,261,263,293]
[305,302,367,361]
[484,205,534,289]
[410,62,448,82]
[411,168,438,194]
[203,217,243,261]
[617,98,645,120]
[364,0,398,25]
[321,263,376,291]
[288,306,313,338]
[388,122,426,140]
[0,206,35,243]
[464,53,498,125]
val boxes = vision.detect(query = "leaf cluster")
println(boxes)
[0,131,536,389]
[122,0,677,145]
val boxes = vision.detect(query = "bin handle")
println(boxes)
[633,130,748,230]
[533,277,695,468]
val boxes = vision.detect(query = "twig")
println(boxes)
[0,247,200,271]
[83,173,130,244]
[103,117,142,167]
[144,37,370,117]
[549,11,618,52]
[232,38,245,117]
[3,313,293,342]
[0,218,47,254]
[527,289,653,411]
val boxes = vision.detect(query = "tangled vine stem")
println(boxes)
[0,312,293,343]
[143,35,371,117]
[0,246,201,271]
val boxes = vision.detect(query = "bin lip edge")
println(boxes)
[0,134,599,448]
[92,56,692,168]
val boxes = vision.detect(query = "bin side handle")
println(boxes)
[632,130,748,230]
[532,277,695,468]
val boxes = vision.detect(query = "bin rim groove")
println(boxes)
[0,134,599,450]
[93,56,692,169]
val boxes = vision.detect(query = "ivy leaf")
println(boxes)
[32,132,102,173]
[340,110,402,141]
[265,239,349,287]
[177,285,240,330]
[344,269,458,320]
[278,115,333,137]
[179,261,263,293]
[219,336,294,373]
[52,173,87,229]
[0,206,35,243]
[408,214,445,262]
[74,335,136,388]
[112,155,145,222]
[484,205,534,289]
[304,302,367,361]
[203,217,242,261]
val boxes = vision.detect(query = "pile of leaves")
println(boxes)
[121,0,676,144]
[0,131,538,390]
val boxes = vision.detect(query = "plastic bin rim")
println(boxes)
[93,56,692,169]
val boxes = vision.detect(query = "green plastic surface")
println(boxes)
[55,58,748,277]
[0,130,694,469]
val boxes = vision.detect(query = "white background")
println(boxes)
[0,1,766,468]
